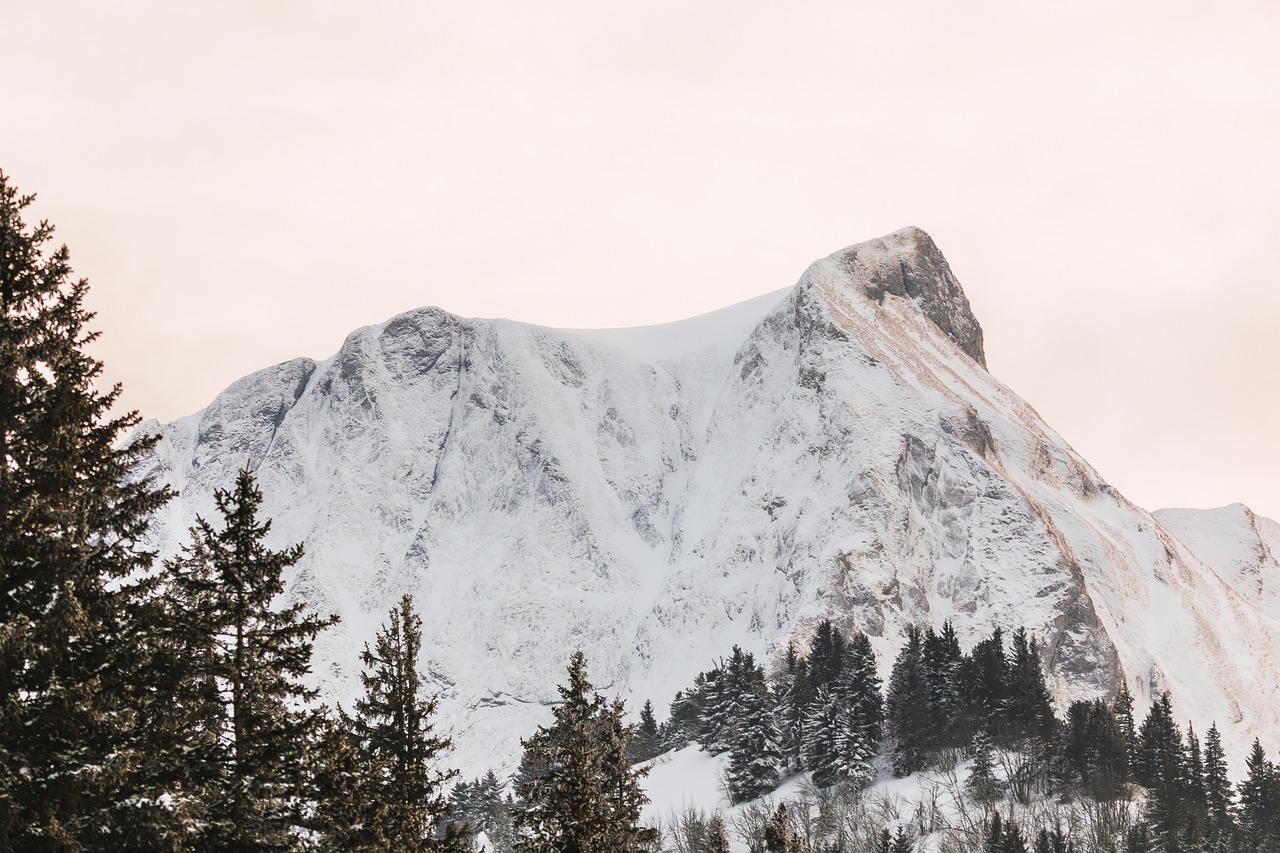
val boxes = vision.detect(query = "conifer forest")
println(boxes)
[2,166,1279,853]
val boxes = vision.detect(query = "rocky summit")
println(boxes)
[132,227,1280,776]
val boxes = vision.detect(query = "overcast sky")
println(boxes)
[4,1,1278,520]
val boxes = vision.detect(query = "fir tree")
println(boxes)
[163,469,338,851]
[630,699,660,763]
[807,619,848,693]
[514,651,656,853]
[773,642,809,773]
[840,631,885,748]
[967,730,1004,806]
[0,170,175,849]
[887,627,933,775]
[802,687,845,787]
[1113,683,1137,767]
[726,684,783,803]
[965,628,1009,737]
[1201,724,1233,847]
[1005,628,1056,742]
[346,594,460,851]
[1237,739,1278,851]
[923,623,963,749]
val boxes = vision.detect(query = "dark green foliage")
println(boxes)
[807,620,848,693]
[840,631,884,749]
[923,623,964,749]
[1059,699,1129,800]
[891,825,913,853]
[1005,628,1057,742]
[1201,724,1233,846]
[0,170,175,849]
[887,627,932,776]
[452,771,516,851]
[514,651,657,853]
[1133,694,1188,851]
[1237,738,1279,851]
[341,594,460,851]
[163,469,338,851]
[630,699,661,763]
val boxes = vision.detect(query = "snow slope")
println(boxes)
[1155,504,1280,621]
[132,227,1280,778]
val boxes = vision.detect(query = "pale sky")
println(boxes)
[3,1,1278,520]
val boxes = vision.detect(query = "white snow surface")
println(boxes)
[132,226,1280,780]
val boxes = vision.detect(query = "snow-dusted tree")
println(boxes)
[706,815,731,853]
[0,170,176,847]
[773,642,809,773]
[803,687,844,787]
[348,594,461,852]
[726,685,784,804]
[164,469,338,851]
[515,651,657,852]
[1005,627,1056,742]
[967,730,1003,806]
[839,631,884,748]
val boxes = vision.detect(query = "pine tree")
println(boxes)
[0,171,175,849]
[808,619,848,693]
[163,469,338,851]
[1182,723,1207,849]
[1201,724,1233,847]
[514,651,656,852]
[803,687,844,787]
[965,628,1009,738]
[342,594,461,851]
[887,627,933,775]
[1134,694,1185,852]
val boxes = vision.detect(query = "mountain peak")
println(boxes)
[829,226,986,367]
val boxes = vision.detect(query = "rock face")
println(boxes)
[133,227,1280,776]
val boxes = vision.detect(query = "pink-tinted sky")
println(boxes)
[4,1,1278,519]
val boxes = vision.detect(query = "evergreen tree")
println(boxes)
[923,623,963,749]
[163,469,338,851]
[344,594,461,851]
[773,642,809,773]
[514,651,656,853]
[1237,739,1278,851]
[965,628,1009,738]
[803,687,844,787]
[840,631,885,749]
[764,802,802,853]
[887,627,933,775]
[1134,694,1186,852]
[1005,628,1056,742]
[726,684,783,803]
[705,815,731,853]
[0,171,175,848]
[967,730,1004,805]
[1181,723,1207,850]
[807,619,848,693]
[630,699,660,763]
[1201,724,1233,847]
[891,825,913,853]
[1113,684,1137,767]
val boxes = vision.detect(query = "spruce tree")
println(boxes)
[1237,739,1278,851]
[345,594,461,851]
[163,469,338,851]
[1201,724,1233,847]
[1005,628,1056,742]
[630,699,660,763]
[0,170,175,849]
[886,627,933,775]
[514,651,656,852]
[840,631,884,749]
[774,642,809,773]
[967,730,1004,805]
[726,685,783,803]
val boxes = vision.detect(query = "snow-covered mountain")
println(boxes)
[132,227,1280,776]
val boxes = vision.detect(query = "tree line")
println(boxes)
[637,621,1279,853]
